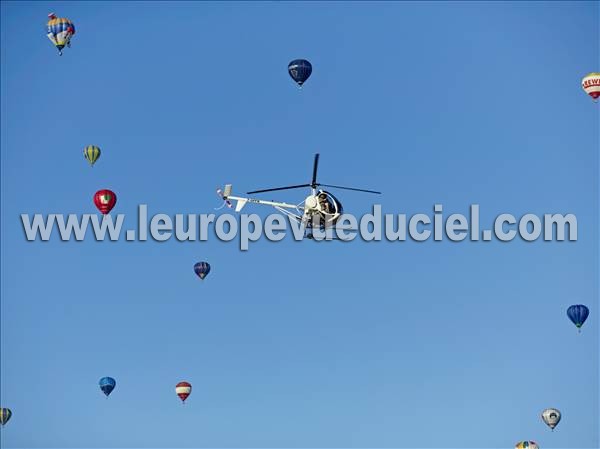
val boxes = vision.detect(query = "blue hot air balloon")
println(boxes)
[288,59,312,87]
[194,262,211,280]
[567,305,589,332]
[99,377,116,397]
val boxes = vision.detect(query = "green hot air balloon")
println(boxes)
[84,145,101,167]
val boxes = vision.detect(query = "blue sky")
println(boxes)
[1,1,598,447]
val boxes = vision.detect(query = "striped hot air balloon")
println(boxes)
[84,145,101,167]
[176,381,192,403]
[46,13,75,56]
[0,408,12,426]
[582,73,600,100]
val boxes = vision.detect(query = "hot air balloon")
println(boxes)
[0,408,11,426]
[541,408,561,431]
[194,262,211,280]
[288,59,312,87]
[516,442,539,449]
[582,73,600,100]
[567,304,589,331]
[46,13,75,56]
[176,381,192,403]
[94,189,117,215]
[99,377,116,397]
[84,145,101,167]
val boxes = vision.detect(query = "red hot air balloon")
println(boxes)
[176,381,192,403]
[94,189,117,215]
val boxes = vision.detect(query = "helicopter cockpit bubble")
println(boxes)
[307,190,343,229]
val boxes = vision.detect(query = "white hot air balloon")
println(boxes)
[541,408,561,431]
[581,73,600,101]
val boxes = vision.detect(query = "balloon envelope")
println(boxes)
[0,408,11,426]
[567,304,589,329]
[84,145,101,166]
[541,408,561,430]
[288,59,312,86]
[46,14,75,53]
[176,381,192,402]
[99,377,116,397]
[194,262,211,280]
[94,189,117,214]
[582,73,600,100]
[516,442,539,449]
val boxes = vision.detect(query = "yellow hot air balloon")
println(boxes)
[581,73,600,101]
[84,145,101,167]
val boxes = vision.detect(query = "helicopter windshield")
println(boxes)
[321,191,343,215]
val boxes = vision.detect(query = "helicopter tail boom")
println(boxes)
[219,184,300,213]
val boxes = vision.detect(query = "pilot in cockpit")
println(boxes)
[318,192,332,214]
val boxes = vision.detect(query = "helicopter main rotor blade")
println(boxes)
[311,153,320,187]
[317,183,382,194]
[247,184,311,194]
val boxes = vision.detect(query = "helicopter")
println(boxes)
[217,154,381,236]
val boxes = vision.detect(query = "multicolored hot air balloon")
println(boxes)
[288,59,312,87]
[582,73,600,100]
[194,262,211,280]
[541,408,561,431]
[516,442,539,449]
[176,381,192,403]
[0,408,12,426]
[94,189,117,215]
[567,304,589,331]
[84,145,101,167]
[46,13,75,56]
[99,377,116,397]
